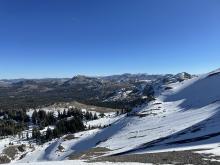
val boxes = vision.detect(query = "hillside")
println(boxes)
[47,69,220,158]
[0,73,188,110]
[2,70,220,164]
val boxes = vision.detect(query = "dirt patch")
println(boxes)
[63,134,76,141]
[93,150,220,165]
[57,145,65,152]
[0,155,11,164]
[17,144,26,152]
[69,147,111,160]
[2,146,19,160]
[2,144,26,160]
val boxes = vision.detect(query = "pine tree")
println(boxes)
[93,113,98,120]
[58,110,61,120]
[99,113,105,118]
[53,128,59,138]
[63,109,67,118]
[46,128,53,141]
[32,110,38,124]
[32,127,41,141]
[26,132,29,140]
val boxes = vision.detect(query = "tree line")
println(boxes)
[31,108,99,143]
[0,106,99,143]
[0,109,29,137]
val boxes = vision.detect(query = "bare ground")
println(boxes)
[69,147,220,165]
[50,101,119,113]
[69,147,111,160]
[93,150,220,165]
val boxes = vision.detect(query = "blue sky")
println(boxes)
[0,0,220,78]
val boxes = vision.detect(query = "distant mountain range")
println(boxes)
[0,73,193,110]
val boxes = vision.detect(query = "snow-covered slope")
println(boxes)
[58,69,220,157]
[6,69,220,164]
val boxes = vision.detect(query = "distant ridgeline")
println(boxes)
[0,73,192,110]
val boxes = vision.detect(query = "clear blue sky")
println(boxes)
[0,0,220,78]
